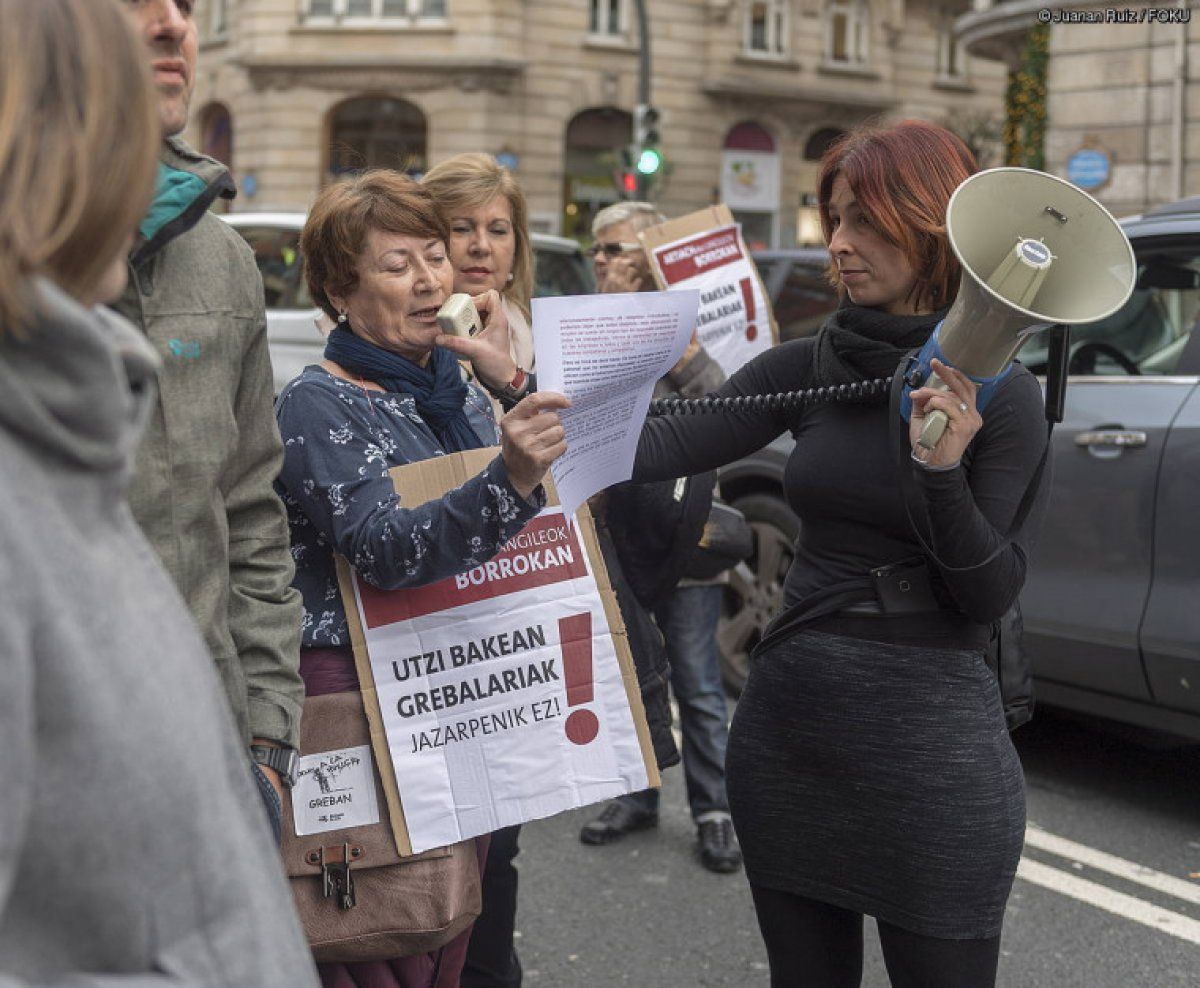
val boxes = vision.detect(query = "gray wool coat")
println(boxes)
[0,282,318,987]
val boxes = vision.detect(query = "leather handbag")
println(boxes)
[279,690,482,963]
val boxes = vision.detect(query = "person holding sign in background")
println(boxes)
[578,202,743,876]
[275,170,569,988]
[632,122,1049,987]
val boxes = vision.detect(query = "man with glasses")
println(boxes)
[579,202,743,874]
[586,202,660,293]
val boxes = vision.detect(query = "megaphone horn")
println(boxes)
[902,167,1136,453]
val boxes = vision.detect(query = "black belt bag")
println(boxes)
[868,556,942,615]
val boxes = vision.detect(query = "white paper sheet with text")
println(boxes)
[532,290,700,520]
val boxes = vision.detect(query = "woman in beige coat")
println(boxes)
[423,153,536,418]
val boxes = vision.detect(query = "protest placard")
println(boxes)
[638,204,778,376]
[337,448,659,855]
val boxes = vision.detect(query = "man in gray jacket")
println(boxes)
[114,0,304,830]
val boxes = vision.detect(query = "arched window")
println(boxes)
[327,96,427,181]
[562,107,633,239]
[721,122,780,250]
[803,127,845,161]
[199,102,234,171]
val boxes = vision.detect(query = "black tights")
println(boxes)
[749,885,1001,988]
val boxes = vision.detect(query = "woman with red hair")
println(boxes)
[632,120,1049,986]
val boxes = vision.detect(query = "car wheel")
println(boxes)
[717,492,799,696]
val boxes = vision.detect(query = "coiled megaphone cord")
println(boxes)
[647,375,894,417]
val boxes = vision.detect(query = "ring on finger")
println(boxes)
[958,402,968,413]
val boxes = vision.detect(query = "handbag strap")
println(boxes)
[887,354,1052,574]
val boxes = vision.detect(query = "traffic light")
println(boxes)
[633,103,662,177]
[614,145,639,199]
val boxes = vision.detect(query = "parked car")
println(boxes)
[720,199,1200,743]
[752,247,838,342]
[222,212,594,392]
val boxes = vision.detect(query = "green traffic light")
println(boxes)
[636,148,662,175]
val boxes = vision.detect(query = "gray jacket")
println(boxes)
[0,282,319,986]
[111,138,303,748]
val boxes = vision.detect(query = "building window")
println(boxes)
[937,23,966,80]
[803,127,845,161]
[722,122,780,250]
[589,0,625,37]
[304,0,447,22]
[745,1,788,56]
[563,107,632,239]
[198,103,234,210]
[825,0,868,67]
[199,0,229,39]
[327,97,427,181]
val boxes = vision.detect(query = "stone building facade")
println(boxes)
[959,0,1198,217]
[191,0,1005,245]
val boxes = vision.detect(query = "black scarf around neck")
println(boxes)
[811,302,949,389]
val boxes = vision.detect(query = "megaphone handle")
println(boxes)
[914,372,952,452]
[916,409,949,451]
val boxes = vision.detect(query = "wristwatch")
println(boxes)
[251,744,299,789]
[487,366,529,403]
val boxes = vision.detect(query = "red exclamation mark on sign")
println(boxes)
[739,277,758,341]
[559,613,599,745]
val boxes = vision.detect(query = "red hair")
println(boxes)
[818,119,977,313]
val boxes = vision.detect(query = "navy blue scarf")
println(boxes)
[324,327,483,453]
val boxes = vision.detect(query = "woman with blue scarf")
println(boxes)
[274,170,568,988]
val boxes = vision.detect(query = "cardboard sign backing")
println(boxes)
[638,204,780,353]
[338,447,659,855]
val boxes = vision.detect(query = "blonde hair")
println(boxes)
[422,153,535,318]
[0,0,159,332]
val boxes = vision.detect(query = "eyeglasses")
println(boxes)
[586,242,644,259]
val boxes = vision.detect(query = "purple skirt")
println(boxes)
[301,648,487,988]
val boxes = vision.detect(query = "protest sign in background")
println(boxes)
[338,448,658,855]
[639,204,778,377]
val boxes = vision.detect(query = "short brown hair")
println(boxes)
[302,170,450,319]
[0,0,159,332]
[818,119,977,313]
[421,153,535,318]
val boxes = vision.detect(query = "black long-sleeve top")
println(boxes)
[633,337,1050,648]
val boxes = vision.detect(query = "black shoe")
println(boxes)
[579,801,658,845]
[697,817,743,874]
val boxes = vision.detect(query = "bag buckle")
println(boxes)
[903,354,925,390]
[307,842,362,911]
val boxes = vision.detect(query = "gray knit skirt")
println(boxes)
[726,629,1025,940]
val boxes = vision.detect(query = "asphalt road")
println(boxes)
[509,707,1200,987]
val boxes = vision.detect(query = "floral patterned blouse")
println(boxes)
[275,365,543,649]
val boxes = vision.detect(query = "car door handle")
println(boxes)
[1073,430,1148,448]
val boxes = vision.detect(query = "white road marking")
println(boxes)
[1025,825,1200,908]
[1016,858,1200,946]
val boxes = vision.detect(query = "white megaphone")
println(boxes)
[901,167,1137,452]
